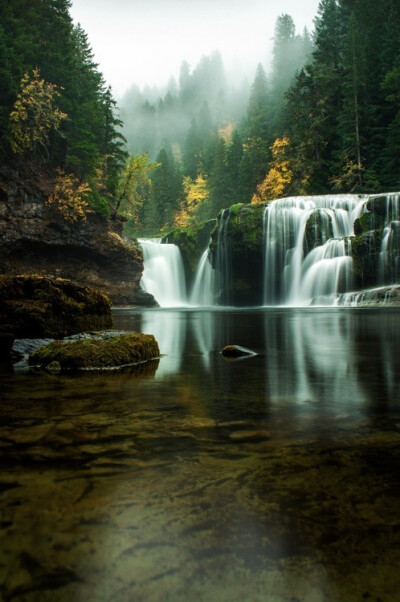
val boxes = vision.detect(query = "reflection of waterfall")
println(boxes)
[140,310,215,376]
[263,311,363,404]
[139,239,188,307]
[190,244,215,306]
[140,310,187,377]
[263,195,366,306]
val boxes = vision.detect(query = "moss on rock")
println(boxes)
[29,332,160,371]
[210,203,265,305]
[351,230,383,285]
[163,219,216,284]
[0,275,112,338]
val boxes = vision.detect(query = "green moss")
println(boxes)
[229,203,245,215]
[29,333,160,371]
[351,230,383,282]
[164,219,216,279]
[354,212,385,235]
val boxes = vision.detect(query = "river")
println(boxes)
[1,307,400,601]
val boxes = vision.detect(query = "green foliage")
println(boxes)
[1,0,126,217]
[114,153,158,231]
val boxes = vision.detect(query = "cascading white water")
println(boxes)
[214,209,232,305]
[378,193,400,283]
[138,193,400,309]
[263,195,367,306]
[190,245,215,306]
[139,239,188,307]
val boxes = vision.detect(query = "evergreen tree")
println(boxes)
[225,129,245,203]
[183,119,203,178]
[207,137,231,217]
[245,64,270,139]
[270,15,313,134]
[148,146,183,231]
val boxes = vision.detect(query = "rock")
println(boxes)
[221,344,257,359]
[209,203,265,305]
[0,275,112,338]
[0,330,15,360]
[29,331,160,371]
[0,165,155,306]
[44,360,61,374]
[163,219,217,288]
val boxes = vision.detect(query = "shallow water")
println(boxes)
[1,308,400,601]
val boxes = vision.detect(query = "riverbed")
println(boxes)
[1,308,400,601]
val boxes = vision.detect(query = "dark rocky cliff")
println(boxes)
[0,165,155,306]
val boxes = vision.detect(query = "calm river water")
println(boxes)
[1,308,400,601]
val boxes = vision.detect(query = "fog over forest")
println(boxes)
[66,0,400,237]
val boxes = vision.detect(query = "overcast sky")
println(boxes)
[70,0,321,97]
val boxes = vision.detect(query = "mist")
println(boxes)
[69,0,320,97]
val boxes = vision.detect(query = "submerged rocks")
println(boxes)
[0,275,112,339]
[29,331,160,372]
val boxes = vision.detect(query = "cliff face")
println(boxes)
[0,165,155,306]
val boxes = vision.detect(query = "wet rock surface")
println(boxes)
[0,275,113,340]
[221,344,257,358]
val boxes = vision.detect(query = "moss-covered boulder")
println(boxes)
[0,275,112,339]
[29,331,160,371]
[351,230,383,286]
[210,203,265,305]
[303,209,334,255]
[163,219,216,287]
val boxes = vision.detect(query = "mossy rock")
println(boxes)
[354,212,385,235]
[163,219,216,282]
[351,230,383,284]
[303,209,334,255]
[29,332,160,371]
[0,275,112,338]
[210,203,265,305]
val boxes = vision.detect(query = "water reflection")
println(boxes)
[114,307,400,414]
[1,308,400,601]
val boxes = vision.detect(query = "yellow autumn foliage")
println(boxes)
[47,170,92,223]
[9,68,67,157]
[174,175,208,228]
[251,137,293,204]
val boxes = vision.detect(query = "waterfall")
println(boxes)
[139,239,188,307]
[190,244,215,306]
[137,192,400,309]
[214,209,232,305]
[263,195,367,306]
[378,193,400,284]
[337,285,400,306]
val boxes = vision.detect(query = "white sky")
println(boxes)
[70,0,321,97]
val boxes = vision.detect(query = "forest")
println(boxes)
[1,0,400,235]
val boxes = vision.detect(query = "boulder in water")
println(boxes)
[0,275,112,339]
[29,331,160,372]
[221,345,256,359]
